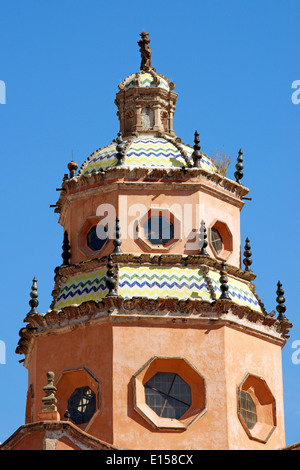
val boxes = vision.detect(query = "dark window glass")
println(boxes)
[68,386,96,424]
[144,215,174,246]
[145,372,191,419]
[211,228,222,254]
[87,225,107,251]
[240,390,257,430]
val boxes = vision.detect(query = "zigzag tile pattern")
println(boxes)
[80,142,118,175]
[208,270,262,313]
[124,72,170,91]
[80,137,217,175]
[125,137,187,168]
[53,266,261,314]
[54,269,108,310]
[118,266,212,301]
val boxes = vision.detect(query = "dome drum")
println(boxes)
[115,79,177,137]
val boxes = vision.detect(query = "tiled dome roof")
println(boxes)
[121,72,172,92]
[78,135,217,176]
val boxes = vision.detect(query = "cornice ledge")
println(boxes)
[16,296,291,360]
[54,253,256,281]
[54,165,249,216]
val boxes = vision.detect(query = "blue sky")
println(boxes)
[0,0,299,447]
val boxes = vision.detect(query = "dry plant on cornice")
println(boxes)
[210,149,231,177]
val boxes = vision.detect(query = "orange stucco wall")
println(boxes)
[25,318,285,450]
[223,327,285,450]
[63,183,242,268]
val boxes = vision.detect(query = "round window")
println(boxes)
[87,225,107,251]
[145,372,191,419]
[67,386,96,425]
[143,215,174,246]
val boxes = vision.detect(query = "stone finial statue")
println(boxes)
[200,221,208,255]
[61,230,71,266]
[28,277,39,316]
[105,255,117,296]
[38,371,61,422]
[243,237,253,272]
[138,32,152,71]
[192,130,202,167]
[219,262,231,300]
[67,160,78,179]
[41,371,57,412]
[113,217,122,254]
[234,149,244,184]
[276,281,287,321]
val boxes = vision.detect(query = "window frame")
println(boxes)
[78,216,109,257]
[136,207,182,252]
[209,220,233,261]
[239,390,257,430]
[68,385,97,425]
[237,373,277,443]
[132,356,206,431]
[55,367,100,431]
[86,224,108,252]
[144,372,191,419]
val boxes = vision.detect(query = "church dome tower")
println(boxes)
[7,33,292,451]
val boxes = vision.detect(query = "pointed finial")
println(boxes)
[105,255,117,296]
[28,277,39,316]
[113,217,122,254]
[219,262,231,299]
[67,160,78,178]
[41,371,57,412]
[192,130,202,167]
[243,237,252,272]
[64,410,71,421]
[138,32,152,72]
[62,230,71,265]
[200,221,208,255]
[276,281,287,321]
[115,132,125,166]
[234,149,244,184]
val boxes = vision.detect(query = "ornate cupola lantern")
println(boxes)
[115,32,177,137]
[5,33,293,452]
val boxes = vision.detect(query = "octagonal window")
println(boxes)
[240,390,257,430]
[87,225,107,252]
[145,372,191,419]
[209,220,233,261]
[133,357,206,430]
[68,386,96,425]
[143,214,174,246]
[211,228,222,254]
[237,373,276,442]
